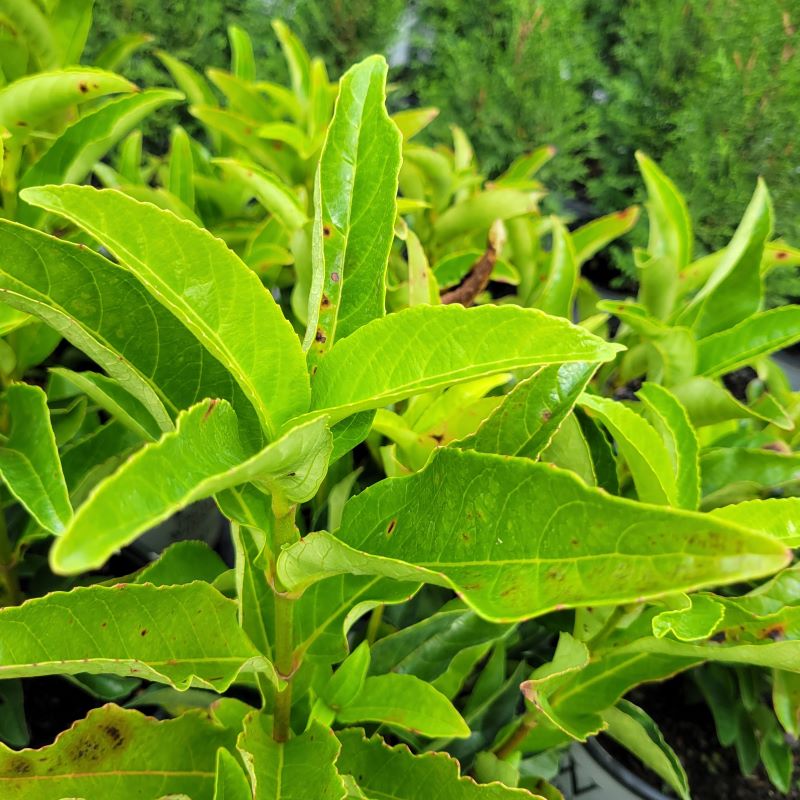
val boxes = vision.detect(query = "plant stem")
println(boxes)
[0,512,20,606]
[365,604,384,644]
[494,712,537,760]
[271,493,299,743]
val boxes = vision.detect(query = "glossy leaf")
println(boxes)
[709,499,800,546]
[134,541,228,587]
[392,107,439,140]
[156,50,218,108]
[0,705,235,800]
[19,89,182,227]
[579,393,678,506]
[336,730,535,799]
[637,382,700,510]
[323,642,370,710]
[0,583,272,690]
[51,402,330,574]
[0,680,27,748]
[602,700,690,800]
[228,25,256,81]
[0,68,136,132]
[701,448,800,497]
[456,363,596,458]
[305,56,402,365]
[0,383,71,533]
[95,32,154,71]
[676,180,772,337]
[696,306,800,377]
[168,125,195,208]
[238,715,346,800]
[0,217,266,441]
[279,448,788,621]
[434,189,541,244]
[22,185,310,438]
[310,304,622,424]
[338,673,469,738]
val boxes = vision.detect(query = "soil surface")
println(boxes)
[601,675,799,800]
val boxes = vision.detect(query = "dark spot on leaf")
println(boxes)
[570,538,579,546]
[430,433,444,444]
[102,725,125,749]
[330,271,340,282]
[315,329,327,343]
[140,628,148,636]
[386,519,397,536]
[272,141,283,150]
[285,471,296,478]
[9,757,30,775]
[100,622,107,628]
[541,409,552,422]
[79,82,88,93]
[616,208,632,218]
[776,250,789,259]
[16,121,27,127]
[323,225,332,237]
[710,632,726,644]
[760,623,785,641]
[321,294,331,307]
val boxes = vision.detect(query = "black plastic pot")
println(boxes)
[554,741,672,800]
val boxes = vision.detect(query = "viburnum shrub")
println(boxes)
[0,55,797,800]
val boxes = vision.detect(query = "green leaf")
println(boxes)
[49,0,94,66]
[434,189,540,244]
[271,20,311,107]
[238,715,346,800]
[323,642,371,710]
[51,402,331,574]
[305,56,402,365]
[456,363,596,458]
[571,207,640,266]
[214,158,307,230]
[0,68,137,133]
[156,50,218,108]
[336,729,534,799]
[310,304,622,424]
[134,541,227,587]
[534,219,578,318]
[635,152,692,319]
[0,218,262,440]
[0,583,272,690]
[434,250,519,289]
[22,185,310,438]
[709,498,800,546]
[391,107,439,140]
[50,367,162,441]
[651,594,726,641]
[637,382,700,510]
[279,448,788,621]
[369,609,509,682]
[676,180,772,337]
[214,748,252,800]
[168,125,195,208]
[579,393,678,506]
[495,145,556,185]
[602,700,690,800]
[0,383,71,533]
[0,680,27,748]
[95,32,153,71]
[17,89,183,225]
[337,673,470,738]
[293,574,419,663]
[701,448,800,498]
[0,0,57,69]
[696,306,800,377]
[228,25,255,81]
[0,705,236,800]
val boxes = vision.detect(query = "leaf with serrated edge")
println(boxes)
[310,304,622,424]
[456,363,596,458]
[51,401,330,574]
[305,56,402,365]
[279,448,788,622]
[0,705,236,800]
[0,383,71,533]
[336,729,536,798]
[214,748,252,800]
[0,219,263,441]
[21,185,310,438]
[238,715,346,800]
[0,583,273,689]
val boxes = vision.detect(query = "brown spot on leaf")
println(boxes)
[315,329,327,343]
[760,623,785,641]
[321,294,331,307]
[140,628,148,637]
[776,250,789,259]
[102,725,125,749]
[386,519,397,536]
[9,757,31,775]
[322,225,332,238]
[541,409,552,422]
[79,82,89,93]
[330,271,340,282]
[202,398,219,421]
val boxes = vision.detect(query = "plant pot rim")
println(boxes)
[584,738,673,800]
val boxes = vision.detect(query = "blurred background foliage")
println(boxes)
[87,0,800,299]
